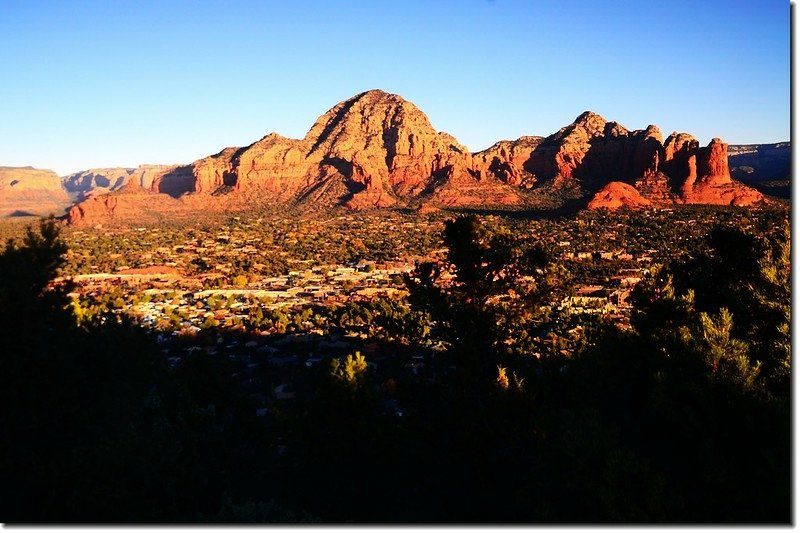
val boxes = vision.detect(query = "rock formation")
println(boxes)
[62,168,131,199]
[470,136,543,187]
[0,166,70,217]
[66,181,186,225]
[302,90,469,205]
[162,89,481,208]
[64,90,768,223]
[584,129,763,209]
[62,165,180,201]
[505,113,665,191]
[665,137,764,206]
[588,182,652,210]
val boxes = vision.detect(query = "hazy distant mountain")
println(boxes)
[728,142,790,182]
[727,143,790,199]
[61,165,183,202]
[0,166,70,217]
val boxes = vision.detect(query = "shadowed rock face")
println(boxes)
[65,90,767,224]
[62,168,131,198]
[501,113,668,190]
[728,142,790,182]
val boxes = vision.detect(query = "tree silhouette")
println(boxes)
[0,219,277,523]
[405,215,568,392]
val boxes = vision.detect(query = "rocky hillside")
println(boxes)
[148,90,482,208]
[63,89,769,224]
[0,166,71,217]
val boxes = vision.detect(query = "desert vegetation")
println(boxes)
[0,204,790,523]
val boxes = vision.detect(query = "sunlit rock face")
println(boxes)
[66,90,766,224]
[676,138,764,206]
[0,166,70,217]
[66,181,188,225]
[588,181,652,210]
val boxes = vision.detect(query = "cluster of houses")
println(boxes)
[65,260,416,331]
[560,268,646,317]
[65,235,655,338]
[60,232,663,419]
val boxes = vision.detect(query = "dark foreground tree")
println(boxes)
[405,215,569,393]
[0,216,788,523]
[0,219,292,523]
[559,221,791,522]
[389,215,791,523]
[0,219,187,521]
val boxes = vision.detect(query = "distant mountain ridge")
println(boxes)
[62,165,184,202]
[1,90,785,222]
[727,142,790,182]
[726,142,790,199]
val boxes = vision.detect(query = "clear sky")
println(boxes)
[0,0,790,176]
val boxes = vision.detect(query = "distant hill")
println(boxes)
[728,142,790,181]
[0,166,70,217]
[728,143,790,199]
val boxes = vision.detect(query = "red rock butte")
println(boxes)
[67,89,765,224]
[0,166,69,217]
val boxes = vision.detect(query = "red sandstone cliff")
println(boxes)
[588,131,762,210]
[66,181,190,225]
[677,138,763,206]
[66,90,765,224]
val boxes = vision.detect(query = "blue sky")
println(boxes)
[0,0,790,175]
